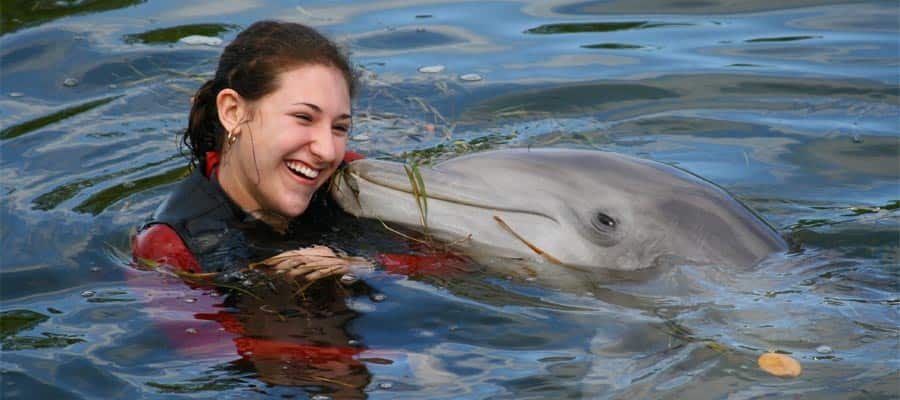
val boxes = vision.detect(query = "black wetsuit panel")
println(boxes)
[144,168,283,273]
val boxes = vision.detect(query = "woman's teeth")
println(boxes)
[286,161,319,179]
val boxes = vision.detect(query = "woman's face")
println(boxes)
[220,64,351,220]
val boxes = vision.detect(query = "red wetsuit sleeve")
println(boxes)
[343,150,364,163]
[132,224,201,273]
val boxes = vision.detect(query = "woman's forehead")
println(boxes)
[268,64,351,111]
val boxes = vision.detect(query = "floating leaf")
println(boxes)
[758,352,802,377]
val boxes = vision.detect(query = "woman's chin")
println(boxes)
[279,199,312,219]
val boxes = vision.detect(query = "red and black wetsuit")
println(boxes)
[132,150,365,273]
[129,151,376,396]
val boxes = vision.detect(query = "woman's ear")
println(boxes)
[216,88,245,135]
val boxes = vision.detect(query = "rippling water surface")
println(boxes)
[1,1,897,399]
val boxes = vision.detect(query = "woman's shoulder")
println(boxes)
[154,168,232,224]
[133,166,233,273]
[132,223,200,273]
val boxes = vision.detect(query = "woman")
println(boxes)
[133,20,366,281]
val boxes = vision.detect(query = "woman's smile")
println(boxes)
[285,159,321,181]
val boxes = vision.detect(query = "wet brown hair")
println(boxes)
[183,20,356,170]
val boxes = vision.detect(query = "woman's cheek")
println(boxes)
[334,137,348,162]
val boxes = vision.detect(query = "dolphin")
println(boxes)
[330,148,786,279]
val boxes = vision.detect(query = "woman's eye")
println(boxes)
[333,125,350,136]
[294,114,312,122]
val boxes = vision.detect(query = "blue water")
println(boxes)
[1,1,897,399]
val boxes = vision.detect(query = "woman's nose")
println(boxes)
[308,124,337,164]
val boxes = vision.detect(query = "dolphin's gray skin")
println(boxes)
[330,148,786,276]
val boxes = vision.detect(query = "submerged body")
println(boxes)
[331,148,786,279]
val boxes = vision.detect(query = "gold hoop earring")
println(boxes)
[226,129,237,145]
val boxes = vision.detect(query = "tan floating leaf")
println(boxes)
[758,352,802,378]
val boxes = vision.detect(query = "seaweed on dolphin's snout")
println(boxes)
[404,162,430,239]
[493,215,563,265]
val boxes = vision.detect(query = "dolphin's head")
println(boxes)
[330,148,786,271]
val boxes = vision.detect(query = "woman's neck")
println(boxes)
[215,150,290,234]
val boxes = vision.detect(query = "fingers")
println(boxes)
[344,257,375,273]
[295,263,350,282]
[266,247,337,269]
[296,245,334,257]
[283,257,348,277]
[255,246,368,283]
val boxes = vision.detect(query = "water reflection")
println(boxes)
[0,0,897,398]
[122,268,374,398]
[550,0,860,15]
[1,0,146,36]
[354,28,461,50]
[524,21,692,34]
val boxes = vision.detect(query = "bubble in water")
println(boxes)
[852,134,863,143]
[184,298,197,303]
[418,65,445,73]
[311,395,332,400]
[378,382,394,390]
[8,92,24,97]
[80,290,95,298]
[459,73,482,82]
[179,35,223,46]
[185,328,197,334]
[371,293,387,302]
[63,78,79,87]
[816,345,832,354]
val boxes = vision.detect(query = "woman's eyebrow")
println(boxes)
[293,102,322,111]
[293,102,351,119]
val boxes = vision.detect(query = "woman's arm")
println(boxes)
[132,224,201,273]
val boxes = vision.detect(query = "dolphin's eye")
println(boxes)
[592,212,617,230]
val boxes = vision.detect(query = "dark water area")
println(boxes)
[1,0,897,399]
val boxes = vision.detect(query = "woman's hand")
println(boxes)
[257,245,372,283]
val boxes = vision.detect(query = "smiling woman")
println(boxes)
[132,20,365,278]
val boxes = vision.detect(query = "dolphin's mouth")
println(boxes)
[329,158,576,269]
[343,159,556,221]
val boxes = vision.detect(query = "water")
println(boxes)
[1,1,897,398]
